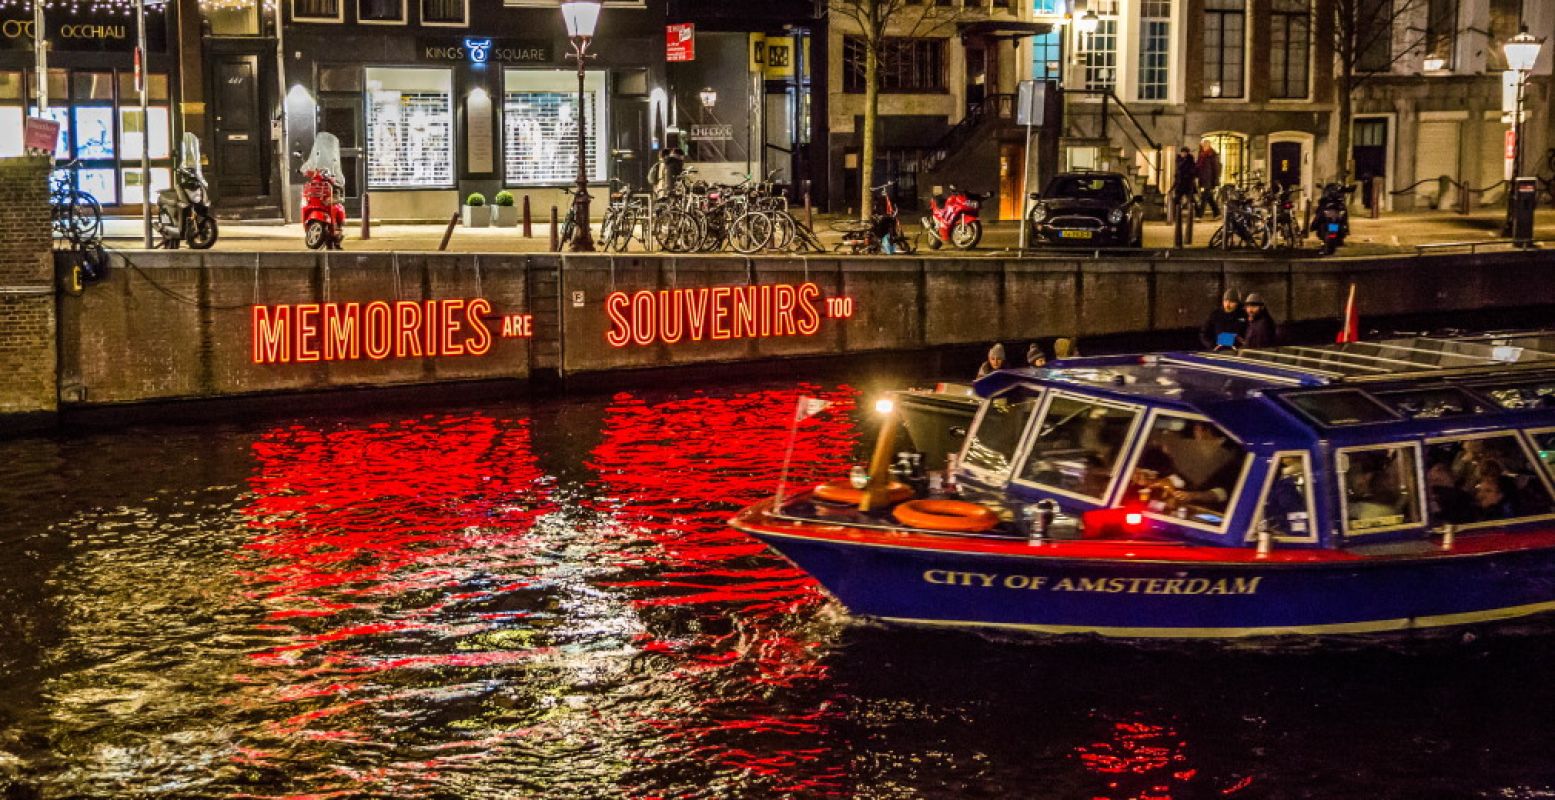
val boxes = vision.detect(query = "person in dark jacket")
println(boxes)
[1196,141,1222,218]
[1199,290,1244,350]
[977,343,1005,378]
[1171,147,1198,215]
[1241,292,1278,349]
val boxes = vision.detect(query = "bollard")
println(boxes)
[438,212,459,251]
[1184,198,1194,245]
[804,191,814,231]
[1370,176,1383,219]
[361,192,371,240]
[549,206,560,252]
[1173,199,1184,249]
[522,195,532,238]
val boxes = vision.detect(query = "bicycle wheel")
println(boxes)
[70,192,103,241]
[767,212,796,252]
[729,213,772,255]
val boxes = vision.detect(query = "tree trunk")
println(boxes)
[859,44,880,219]
[1335,73,1353,183]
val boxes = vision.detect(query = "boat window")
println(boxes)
[961,387,1043,480]
[1521,430,1555,496]
[1127,415,1249,528]
[1339,445,1423,533]
[1424,434,1555,525]
[1374,387,1490,420]
[1016,394,1140,501]
[1284,390,1397,426]
[1256,453,1316,540]
[1477,379,1555,410]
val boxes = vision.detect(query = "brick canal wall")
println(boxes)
[0,157,56,424]
[32,246,1555,416]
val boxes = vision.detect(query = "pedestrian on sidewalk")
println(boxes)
[977,343,1006,379]
[1241,293,1278,349]
[1196,141,1222,219]
[1200,289,1245,350]
[1172,147,1198,218]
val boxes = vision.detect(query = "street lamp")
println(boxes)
[1503,27,1544,237]
[1076,10,1099,35]
[699,87,717,111]
[561,0,601,252]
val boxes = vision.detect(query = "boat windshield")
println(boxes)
[1126,414,1248,529]
[1016,394,1140,501]
[962,387,1043,480]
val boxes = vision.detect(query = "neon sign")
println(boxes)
[251,300,532,365]
[604,282,854,348]
[464,38,492,63]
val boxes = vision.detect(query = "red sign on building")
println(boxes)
[666,23,694,62]
[23,117,60,153]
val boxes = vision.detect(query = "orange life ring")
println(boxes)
[812,479,913,505]
[892,499,1000,532]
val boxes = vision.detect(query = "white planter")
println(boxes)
[492,205,518,227]
[462,205,490,228]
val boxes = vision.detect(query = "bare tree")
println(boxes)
[1326,0,1430,181]
[830,0,969,217]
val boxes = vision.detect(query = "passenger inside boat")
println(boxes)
[1342,447,1422,531]
[1424,436,1554,524]
[1129,418,1245,522]
[1260,455,1312,537]
[1017,396,1136,499]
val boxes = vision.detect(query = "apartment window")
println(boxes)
[1202,0,1245,98]
[1270,0,1310,99]
[421,0,465,24]
[1356,0,1393,73]
[843,36,947,93]
[358,0,405,22]
[1076,1,1119,92]
[504,69,606,185]
[204,0,260,34]
[292,0,341,21]
[365,67,454,188]
[1424,0,1457,68]
[1138,0,1170,101]
[1031,30,1062,81]
[1488,0,1520,69]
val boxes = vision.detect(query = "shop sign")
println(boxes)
[418,37,551,65]
[0,9,166,53]
[666,23,694,62]
[689,124,733,142]
[250,299,532,365]
[604,282,855,348]
[23,117,59,153]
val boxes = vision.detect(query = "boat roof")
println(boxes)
[973,332,1555,439]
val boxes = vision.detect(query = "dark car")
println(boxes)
[1027,171,1145,247]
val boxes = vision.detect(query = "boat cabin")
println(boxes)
[955,333,1555,550]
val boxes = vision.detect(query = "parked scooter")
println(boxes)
[920,185,985,250]
[156,133,218,250]
[300,132,347,250]
[1312,182,1354,255]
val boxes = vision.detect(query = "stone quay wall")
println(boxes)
[0,157,56,423]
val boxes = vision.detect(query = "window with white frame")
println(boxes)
[421,0,465,24]
[1031,0,1063,81]
[1270,0,1310,99]
[1202,0,1245,99]
[504,69,606,186]
[365,67,455,188]
[292,0,341,21]
[358,0,404,21]
[1137,0,1170,101]
[1076,1,1119,91]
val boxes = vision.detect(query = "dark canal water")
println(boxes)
[6,371,1555,799]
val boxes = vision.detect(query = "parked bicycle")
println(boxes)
[830,181,915,255]
[51,160,108,289]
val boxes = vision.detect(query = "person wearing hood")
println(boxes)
[977,343,1006,378]
[1026,343,1048,369]
[1241,293,1278,349]
[1199,290,1245,350]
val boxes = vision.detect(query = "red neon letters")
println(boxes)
[252,299,499,365]
[605,282,841,348]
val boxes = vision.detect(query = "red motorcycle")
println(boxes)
[300,132,346,250]
[920,185,985,250]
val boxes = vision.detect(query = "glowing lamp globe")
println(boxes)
[1076,10,1099,34]
[1504,29,1543,72]
[699,87,717,110]
[561,0,602,39]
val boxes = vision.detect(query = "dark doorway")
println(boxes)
[318,96,363,214]
[212,55,266,202]
[966,44,988,112]
[1270,141,1302,191]
[1353,118,1388,210]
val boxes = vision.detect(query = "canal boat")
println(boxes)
[732,333,1555,639]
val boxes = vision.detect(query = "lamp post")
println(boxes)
[561,0,601,252]
[699,87,717,113]
[1503,27,1544,237]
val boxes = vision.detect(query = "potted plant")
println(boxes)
[492,190,518,227]
[462,192,489,228]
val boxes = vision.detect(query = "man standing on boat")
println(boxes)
[1241,293,1278,349]
[1199,290,1245,350]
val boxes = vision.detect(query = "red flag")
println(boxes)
[1336,283,1359,343]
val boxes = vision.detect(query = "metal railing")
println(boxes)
[1061,89,1164,190]
[923,93,1015,174]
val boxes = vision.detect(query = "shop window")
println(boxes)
[73,107,115,160]
[1200,131,1248,187]
[842,37,947,93]
[205,0,261,35]
[1127,414,1248,529]
[365,67,454,189]
[120,168,172,206]
[1426,434,1555,526]
[119,107,171,161]
[421,0,466,24]
[319,66,363,93]
[1338,444,1423,534]
[0,71,21,159]
[1137,0,1170,101]
[293,0,342,22]
[358,0,405,23]
[1255,452,1316,541]
[503,69,605,186]
[1016,393,1141,501]
[961,387,1042,480]
[1203,0,1245,98]
[1270,0,1310,99]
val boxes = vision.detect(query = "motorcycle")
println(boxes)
[920,185,985,250]
[156,132,218,250]
[1312,182,1354,255]
[300,132,347,250]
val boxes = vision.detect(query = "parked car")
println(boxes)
[1027,171,1145,248]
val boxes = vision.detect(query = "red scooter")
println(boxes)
[300,132,346,250]
[921,185,985,250]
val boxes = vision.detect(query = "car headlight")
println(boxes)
[1030,204,1048,223]
[1107,208,1125,225]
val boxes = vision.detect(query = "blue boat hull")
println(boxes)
[746,529,1555,638]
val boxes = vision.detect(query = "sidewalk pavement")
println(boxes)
[99,207,1555,255]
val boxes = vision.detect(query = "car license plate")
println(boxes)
[1326,223,1340,233]
[1060,230,1093,239]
